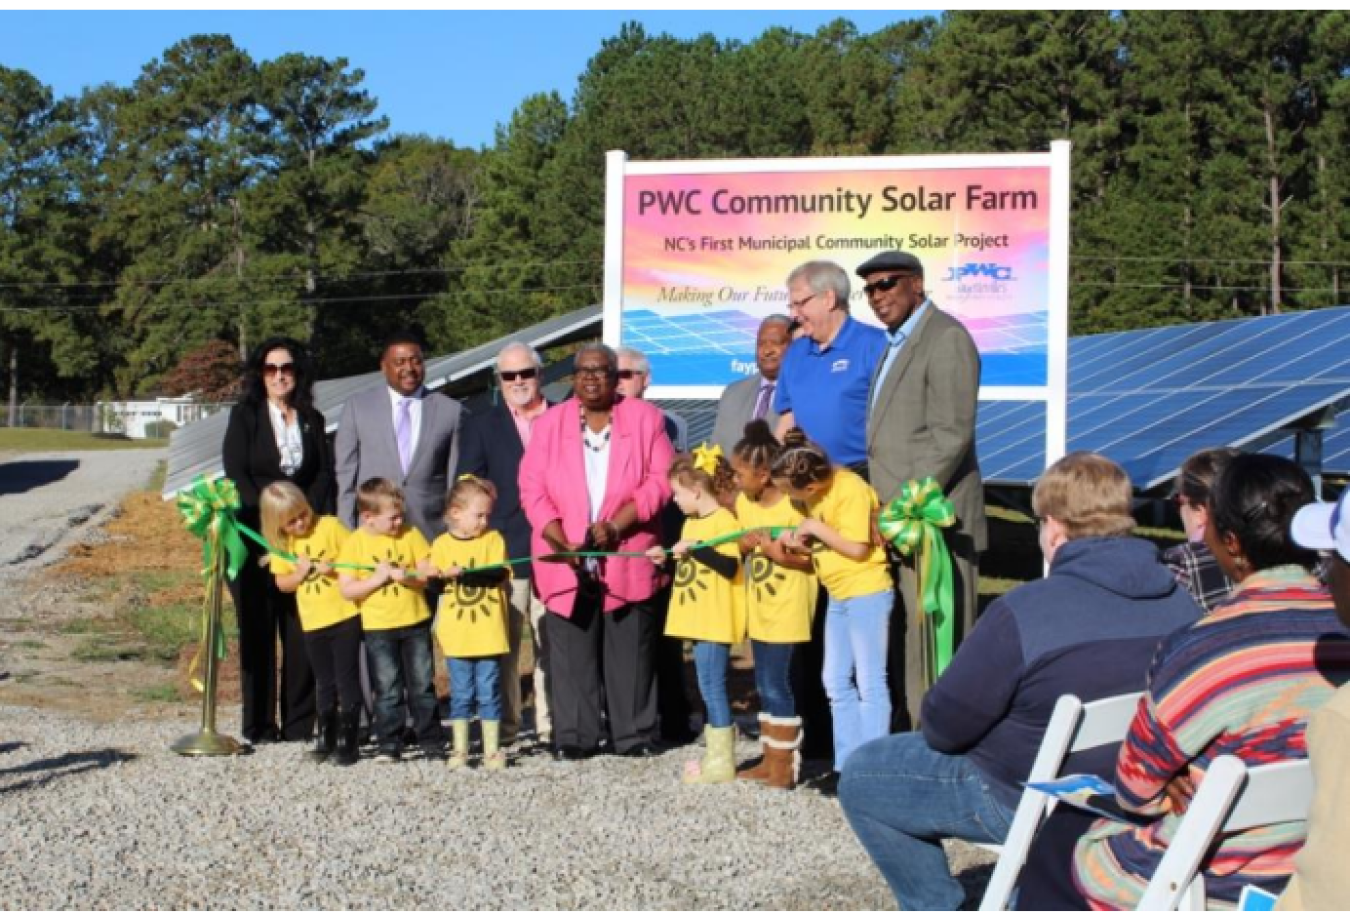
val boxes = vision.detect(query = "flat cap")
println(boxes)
[856,250,924,276]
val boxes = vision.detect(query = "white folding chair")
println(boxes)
[1137,755,1313,911]
[979,691,1144,911]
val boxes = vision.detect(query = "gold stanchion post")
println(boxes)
[173,526,242,757]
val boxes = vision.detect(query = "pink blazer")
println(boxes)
[519,395,674,617]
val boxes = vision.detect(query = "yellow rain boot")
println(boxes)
[448,719,470,770]
[482,720,507,771]
[681,724,736,785]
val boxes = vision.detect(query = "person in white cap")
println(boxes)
[1279,488,1350,910]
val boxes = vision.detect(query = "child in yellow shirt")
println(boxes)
[261,481,357,765]
[336,478,444,763]
[774,428,892,772]
[421,475,512,771]
[648,450,744,785]
[731,420,818,789]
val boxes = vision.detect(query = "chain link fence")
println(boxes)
[8,400,231,439]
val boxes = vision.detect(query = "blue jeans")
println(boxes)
[752,640,795,718]
[364,621,443,750]
[692,640,732,728]
[822,589,893,770]
[839,733,1015,910]
[448,657,502,722]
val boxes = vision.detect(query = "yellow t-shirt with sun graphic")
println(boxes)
[734,493,818,644]
[807,469,892,599]
[663,507,746,645]
[429,530,511,658]
[270,516,356,632]
[336,526,432,631]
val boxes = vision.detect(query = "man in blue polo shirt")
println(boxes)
[775,260,886,472]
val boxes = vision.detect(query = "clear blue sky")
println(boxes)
[1,10,935,149]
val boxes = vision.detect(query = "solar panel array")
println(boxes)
[976,307,1350,490]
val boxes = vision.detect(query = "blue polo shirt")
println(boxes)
[777,315,887,466]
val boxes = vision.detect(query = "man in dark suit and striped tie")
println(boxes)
[710,315,791,452]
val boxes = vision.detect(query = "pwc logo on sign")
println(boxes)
[942,262,1015,298]
[943,263,1016,282]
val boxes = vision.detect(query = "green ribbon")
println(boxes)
[878,477,957,687]
[176,475,248,583]
[176,475,248,691]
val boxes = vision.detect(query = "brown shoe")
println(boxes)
[762,716,802,790]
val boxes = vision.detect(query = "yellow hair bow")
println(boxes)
[692,442,724,475]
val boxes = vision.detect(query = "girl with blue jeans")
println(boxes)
[649,449,744,784]
[731,419,819,789]
[773,428,893,771]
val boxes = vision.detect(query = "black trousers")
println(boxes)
[227,555,316,742]
[548,592,658,753]
[652,584,694,740]
[303,615,364,716]
[792,586,834,761]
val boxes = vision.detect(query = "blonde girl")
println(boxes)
[422,475,512,770]
[647,450,744,784]
[772,427,892,772]
[732,420,818,789]
[260,480,357,765]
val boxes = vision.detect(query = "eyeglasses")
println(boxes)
[616,369,646,380]
[575,365,613,378]
[498,368,539,382]
[263,362,296,377]
[787,292,820,312]
[862,273,912,297]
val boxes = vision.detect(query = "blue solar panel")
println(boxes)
[976,307,1350,490]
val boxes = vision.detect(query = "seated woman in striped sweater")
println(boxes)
[1073,453,1350,909]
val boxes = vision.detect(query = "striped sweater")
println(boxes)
[1073,566,1350,910]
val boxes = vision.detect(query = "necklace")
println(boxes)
[581,410,612,452]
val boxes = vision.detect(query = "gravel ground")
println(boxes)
[0,704,933,910]
[0,449,163,579]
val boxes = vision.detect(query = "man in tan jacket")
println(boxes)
[1282,489,1350,909]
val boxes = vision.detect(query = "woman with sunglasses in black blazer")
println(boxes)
[222,336,334,746]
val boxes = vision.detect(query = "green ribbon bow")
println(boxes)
[878,477,957,687]
[177,475,248,690]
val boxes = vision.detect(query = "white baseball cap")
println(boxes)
[1291,489,1350,562]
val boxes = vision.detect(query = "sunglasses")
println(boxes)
[617,369,646,380]
[263,362,296,377]
[499,368,539,382]
[862,273,912,296]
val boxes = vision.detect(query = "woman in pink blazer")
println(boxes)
[519,343,674,759]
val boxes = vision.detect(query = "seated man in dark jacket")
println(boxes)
[838,452,1200,911]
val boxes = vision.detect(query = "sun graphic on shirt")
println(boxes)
[297,544,334,598]
[674,556,712,607]
[452,558,494,624]
[749,552,789,603]
[378,545,405,597]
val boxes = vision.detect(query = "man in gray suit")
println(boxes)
[710,315,791,452]
[334,332,463,540]
[858,251,986,731]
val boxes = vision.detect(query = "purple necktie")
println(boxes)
[396,398,412,475]
[753,382,775,420]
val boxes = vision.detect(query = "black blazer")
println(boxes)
[222,400,334,530]
[455,400,539,578]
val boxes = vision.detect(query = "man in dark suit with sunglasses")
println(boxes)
[456,341,554,747]
[857,251,986,732]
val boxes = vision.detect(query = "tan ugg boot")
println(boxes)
[761,716,802,790]
[737,713,774,782]
[682,724,736,785]
[482,720,507,771]
[448,719,470,770]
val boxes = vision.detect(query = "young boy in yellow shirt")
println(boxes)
[337,478,446,762]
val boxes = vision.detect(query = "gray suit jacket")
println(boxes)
[866,304,987,552]
[710,374,778,453]
[334,385,463,540]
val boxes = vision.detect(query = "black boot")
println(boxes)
[308,709,338,763]
[332,706,360,767]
